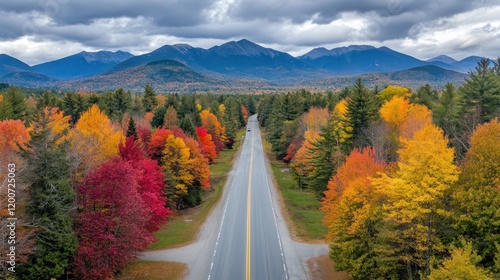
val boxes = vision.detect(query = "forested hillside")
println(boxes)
[258,58,500,279]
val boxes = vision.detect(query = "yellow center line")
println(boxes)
[246,126,254,280]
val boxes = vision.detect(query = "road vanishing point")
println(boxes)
[141,114,329,280]
[207,115,288,280]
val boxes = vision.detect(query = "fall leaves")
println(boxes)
[0,86,251,279]
[258,79,500,279]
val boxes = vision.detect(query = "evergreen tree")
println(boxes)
[151,105,167,128]
[142,84,158,112]
[179,114,197,138]
[246,95,257,115]
[0,95,13,120]
[222,97,241,144]
[459,58,500,122]
[307,115,345,196]
[63,92,89,124]
[126,117,138,140]
[344,78,379,147]
[412,84,438,109]
[4,86,27,121]
[36,91,59,109]
[17,109,77,279]
[113,88,132,120]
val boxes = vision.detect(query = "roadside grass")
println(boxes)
[262,136,327,241]
[148,130,245,250]
[117,261,186,280]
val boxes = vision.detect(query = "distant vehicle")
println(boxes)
[247,128,251,132]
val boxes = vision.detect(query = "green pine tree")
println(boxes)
[179,114,197,139]
[17,109,77,280]
[459,58,500,122]
[142,84,158,112]
[344,78,379,147]
[4,86,27,121]
[307,116,345,197]
[126,117,138,140]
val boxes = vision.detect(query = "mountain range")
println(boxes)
[0,39,489,91]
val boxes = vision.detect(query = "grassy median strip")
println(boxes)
[148,130,245,250]
[118,261,187,280]
[262,136,327,241]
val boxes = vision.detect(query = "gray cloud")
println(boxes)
[0,0,498,64]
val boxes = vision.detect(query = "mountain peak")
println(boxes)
[427,55,457,64]
[210,39,280,57]
[299,45,376,59]
[78,50,133,63]
[172,43,194,52]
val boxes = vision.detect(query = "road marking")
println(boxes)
[261,132,290,280]
[246,126,254,280]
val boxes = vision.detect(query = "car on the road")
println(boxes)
[247,128,251,132]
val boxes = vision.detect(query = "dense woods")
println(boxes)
[1,58,499,279]
[258,58,500,279]
[0,85,252,279]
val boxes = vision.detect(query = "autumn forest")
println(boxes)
[1,58,500,280]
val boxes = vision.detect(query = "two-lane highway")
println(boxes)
[208,115,288,280]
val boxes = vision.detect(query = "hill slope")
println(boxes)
[59,59,218,92]
[33,51,133,79]
[0,54,32,76]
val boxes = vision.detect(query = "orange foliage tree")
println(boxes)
[200,109,226,152]
[321,147,387,279]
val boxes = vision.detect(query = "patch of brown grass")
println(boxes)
[118,261,187,280]
[306,255,350,280]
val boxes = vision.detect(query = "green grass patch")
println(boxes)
[118,261,186,280]
[148,130,245,250]
[263,137,327,241]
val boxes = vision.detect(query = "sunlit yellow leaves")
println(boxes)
[372,123,459,268]
[380,96,410,129]
[162,135,194,187]
[44,107,71,143]
[379,85,411,103]
[429,243,493,280]
[71,104,124,176]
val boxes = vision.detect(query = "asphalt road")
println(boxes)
[140,114,329,279]
[208,115,288,280]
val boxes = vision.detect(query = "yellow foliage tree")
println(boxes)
[71,104,124,178]
[379,85,412,103]
[400,104,433,140]
[162,135,194,209]
[429,243,493,280]
[372,123,459,277]
[44,107,71,143]
[290,130,320,180]
[334,99,352,145]
[380,96,410,132]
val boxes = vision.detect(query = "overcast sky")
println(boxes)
[0,0,499,65]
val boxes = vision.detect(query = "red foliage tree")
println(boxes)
[196,126,218,163]
[119,137,171,231]
[73,158,153,279]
